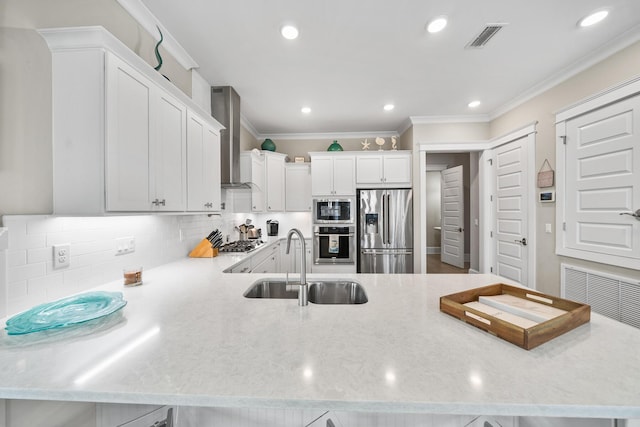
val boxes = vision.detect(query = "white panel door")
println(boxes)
[152,91,186,211]
[494,138,529,285]
[106,54,152,211]
[332,156,356,196]
[441,165,464,268]
[564,95,640,262]
[311,156,334,196]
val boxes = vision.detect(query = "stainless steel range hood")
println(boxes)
[211,86,247,188]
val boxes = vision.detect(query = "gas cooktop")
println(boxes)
[219,240,264,253]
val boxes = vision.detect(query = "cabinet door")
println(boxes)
[105,53,152,211]
[187,112,221,212]
[286,164,312,211]
[251,156,265,212]
[332,156,356,195]
[203,124,221,211]
[356,155,384,184]
[383,154,412,185]
[311,156,334,196]
[152,91,186,211]
[265,154,285,211]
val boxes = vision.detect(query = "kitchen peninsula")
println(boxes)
[1,247,639,422]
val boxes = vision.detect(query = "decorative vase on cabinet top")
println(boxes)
[261,138,276,151]
[327,140,343,151]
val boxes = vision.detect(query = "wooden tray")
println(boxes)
[440,283,590,350]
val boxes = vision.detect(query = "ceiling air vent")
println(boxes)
[465,23,507,49]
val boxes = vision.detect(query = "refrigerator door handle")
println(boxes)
[385,194,391,245]
[381,194,386,244]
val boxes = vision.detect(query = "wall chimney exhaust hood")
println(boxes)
[211,86,248,188]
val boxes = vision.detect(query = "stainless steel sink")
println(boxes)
[244,279,367,304]
[243,280,298,299]
[308,281,368,304]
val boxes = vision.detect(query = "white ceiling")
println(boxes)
[140,0,640,136]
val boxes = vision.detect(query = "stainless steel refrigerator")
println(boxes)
[358,189,413,273]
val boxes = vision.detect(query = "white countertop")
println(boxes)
[1,246,640,419]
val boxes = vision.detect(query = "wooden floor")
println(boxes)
[426,254,470,274]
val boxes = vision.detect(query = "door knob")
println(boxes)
[514,238,527,246]
[620,209,640,220]
[458,227,463,232]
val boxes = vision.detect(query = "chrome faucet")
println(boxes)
[286,228,308,306]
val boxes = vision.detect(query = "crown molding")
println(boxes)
[410,115,490,125]
[240,114,261,140]
[489,24,640,121]
[257,130,399,141]
[116,0,198,70]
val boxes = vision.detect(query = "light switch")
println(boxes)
[545,223,552,233]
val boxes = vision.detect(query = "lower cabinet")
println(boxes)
[281,238,312,274]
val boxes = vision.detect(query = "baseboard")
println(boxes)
[427,247,441,254]
[468,268,480,274]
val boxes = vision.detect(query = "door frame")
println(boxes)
[416,122,537,288]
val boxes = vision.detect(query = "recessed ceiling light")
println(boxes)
[383,104,395,111]
[427,17,448,33]
[301,106,311,114]
[579,10,609,27]
[281,25,299,40]
[468,100,481,108]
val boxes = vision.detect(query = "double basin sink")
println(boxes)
[244,279,368,304]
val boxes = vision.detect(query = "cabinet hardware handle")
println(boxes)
[152,198,159,206]
[158,199,166,206]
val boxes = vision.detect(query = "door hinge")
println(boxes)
[489,158,493,166]
[490,195,493,202]
[560,135,567,145]
[563,222,566,231]
[490,266,493,273]
[490,231,493,237]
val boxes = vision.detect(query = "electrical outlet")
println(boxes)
[116,236,136,255]
[53,244,71,269]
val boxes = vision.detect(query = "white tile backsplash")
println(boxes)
[1,214,224,316]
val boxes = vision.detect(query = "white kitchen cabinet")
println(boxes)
[241,151,287,212]
[187,110,221,212]
[104,51,188,211]
[241,152,265,212]
[251,243,280,273]
[281,238,312,274]
[356,151,412,187]
[40,27,223,215]
[265,152,287,212]
[310,153,356,196]
[285,163,312,211]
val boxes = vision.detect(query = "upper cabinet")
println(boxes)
[241,151,287,212]
[310,153,356,196]
[186,110,221,212]
[106,53,186,212]
[285,163,312,211]
[356,151,412,188]
[40,27,223,215]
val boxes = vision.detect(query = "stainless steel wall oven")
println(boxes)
[313,226,355,264]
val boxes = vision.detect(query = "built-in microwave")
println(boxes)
[313,198,354,224]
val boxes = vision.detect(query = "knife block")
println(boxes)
[189,239,219,258]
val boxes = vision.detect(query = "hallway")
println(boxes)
[426,254,470,274]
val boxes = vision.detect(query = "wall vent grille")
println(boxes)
[561,263,640,329]
[465,24,506,48]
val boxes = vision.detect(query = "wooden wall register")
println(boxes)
[440,284,590,350]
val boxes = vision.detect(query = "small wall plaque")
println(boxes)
[537,159,554,188]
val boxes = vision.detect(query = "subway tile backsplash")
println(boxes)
[1,214,223,316]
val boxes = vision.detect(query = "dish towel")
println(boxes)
[328,235,340,254]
